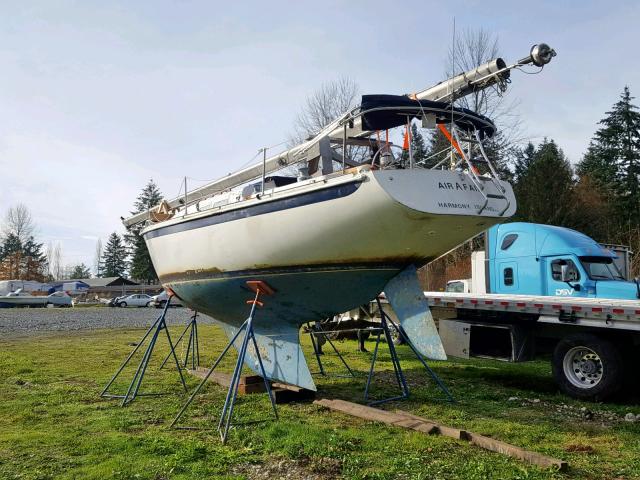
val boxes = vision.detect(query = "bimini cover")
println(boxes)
[359,94,496,138]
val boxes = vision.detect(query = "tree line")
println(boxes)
[98,180,162,282]
[0,180,161,283]
[0,205,48,281]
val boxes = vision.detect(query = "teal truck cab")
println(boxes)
[486,223,638,300]
[433,222,639,401]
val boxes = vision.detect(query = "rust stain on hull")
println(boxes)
[159,257,429,284]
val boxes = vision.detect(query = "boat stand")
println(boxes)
[159,310,200,370]
[364,297,454,406]
[171,281,278,444]
[100,297,188,406]
[307,321,355,378]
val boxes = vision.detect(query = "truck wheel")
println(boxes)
[552,333,623,401]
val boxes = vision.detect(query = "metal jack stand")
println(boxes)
[364,297,454,406]
[101,296,188,406]
[160,310,200,370]
[171,281,278,444]
[307,321,355,378]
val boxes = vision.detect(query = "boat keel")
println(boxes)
[384,265,447,361]
[220,321,317,391]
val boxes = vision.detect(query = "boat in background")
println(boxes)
[124,43,557,390]
[0,289,73,308]
[0,289,48,308]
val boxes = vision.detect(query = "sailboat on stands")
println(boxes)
[124,43,556,391]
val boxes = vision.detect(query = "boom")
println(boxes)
[123,43,555,227]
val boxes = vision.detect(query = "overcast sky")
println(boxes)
[1,0,639,271]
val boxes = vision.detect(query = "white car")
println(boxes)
[116,294,153,308]
[150,290,183,308]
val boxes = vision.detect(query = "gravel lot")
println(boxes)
[0,307,216,338]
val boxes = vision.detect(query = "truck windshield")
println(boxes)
[579,256,625,280]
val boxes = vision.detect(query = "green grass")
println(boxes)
[1,325,639,479]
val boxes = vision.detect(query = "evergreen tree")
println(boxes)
[576,146,618,192]
[425,127,511,178]
[512,142,536,182]
[129,234,154,282]
[425,129,454,169]
[400,123,428,166]
[70,263,91,279]
[133,180,163,215]
[0,233,22,259]
[568,174,615,242]
[576,86,640,225]
[0,234,47,281]
[0,233,23,279]
[100,232,128,278]
[127,180,163,284]
[21,236,47,281]
[513,139,575,225]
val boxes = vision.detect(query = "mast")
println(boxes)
[123,43,555,227]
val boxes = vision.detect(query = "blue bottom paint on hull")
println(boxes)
[167,266,401,328]
[166,265,402,390]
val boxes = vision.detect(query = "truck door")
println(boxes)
[544,256,585,297]
[497,262,519,293]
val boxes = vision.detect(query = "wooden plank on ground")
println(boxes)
[466,432,568,471]
[314,399,438,434]
[395,410,566,469]
[393,410,468,440]
[314,398,567,471]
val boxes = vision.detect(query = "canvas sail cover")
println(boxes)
[359,94,496,138]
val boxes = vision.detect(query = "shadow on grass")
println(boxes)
[309,341,640,407]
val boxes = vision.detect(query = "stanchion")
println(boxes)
[100,296,188,406]
[307,321,355,378]
[159,310,200,370]
[364,297,454,405]
[171,281,278,444]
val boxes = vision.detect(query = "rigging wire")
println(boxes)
[515,65,545,75]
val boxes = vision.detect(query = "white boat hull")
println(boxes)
[145,169,514,285]
[142,168,515,389]
[0,296,48,308]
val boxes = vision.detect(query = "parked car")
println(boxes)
[115,294,153,308]
[149,290,183,308]
[46,292,73,307]
[107,296,121,307]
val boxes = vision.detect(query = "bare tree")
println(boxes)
[2,204,36,243]
[292,77,359,142]
[445,27,522,145]
[289,77,370,168]
[420,28,523,284]
[46,242,63,281]
[93,238,103,278]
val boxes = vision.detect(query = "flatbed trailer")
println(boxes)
[422,292,640,400]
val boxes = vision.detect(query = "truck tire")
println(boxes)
[552,333,623,401]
